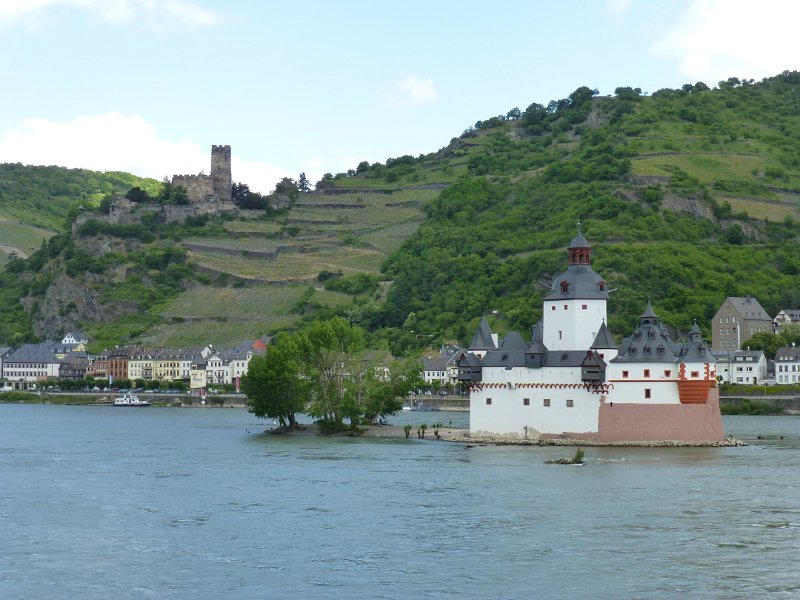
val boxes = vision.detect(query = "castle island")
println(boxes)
[458,229,723,444]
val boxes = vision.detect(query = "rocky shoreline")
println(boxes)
[358,425,748,447]
[446,435,748,447]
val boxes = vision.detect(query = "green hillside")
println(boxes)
[4,72,800,352]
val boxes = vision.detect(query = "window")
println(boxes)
[551,306,556,311]
[664,370,671,377]
[622,371,629,378]
[630,348,636,356]
[543,398,551,407]
[644,346,651,355]
[691,371,699,378]
[564,304,568,310]
[559,331,563,340]
[582,304,588,310]
[561,281,569,293]
[644,389,651,399]
[566,399,574,408]
[486,397,492,405]
[523,398,530,406]
[644,369,650,378]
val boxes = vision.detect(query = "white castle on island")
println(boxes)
[458,228,723,443]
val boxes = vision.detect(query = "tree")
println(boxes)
[297,172,311,193]
[126,186,150,203]
[299,317,367,426]
[172,185,189,205]
[231,181,251,205]
[359,356,422,423]
[241,333,308,428]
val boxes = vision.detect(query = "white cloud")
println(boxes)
[0,113,287,194]
[383,76,439,109]
[651,0,800,84]
[233,158,293,195]
[0,0,220,29]
[606,0,632,14]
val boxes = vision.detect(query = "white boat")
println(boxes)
[113,392,150,407]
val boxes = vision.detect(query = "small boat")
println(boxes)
[113,392,150,407]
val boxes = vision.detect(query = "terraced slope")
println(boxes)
[139,188,435,345]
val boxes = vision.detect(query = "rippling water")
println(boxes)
[2,405,800,599]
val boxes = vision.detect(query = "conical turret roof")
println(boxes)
[469,317,496,351]
[591,321,617,349]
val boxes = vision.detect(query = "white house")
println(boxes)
[713,350,768,385]
[62,331,89,345]
[2,343,62,384]
[774,346,800,384]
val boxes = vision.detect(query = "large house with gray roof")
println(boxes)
[459,229,722,443]
[712,297,772,351]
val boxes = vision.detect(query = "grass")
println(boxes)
[223,221,282,234]
[189,246,384,280]
[721,196,800,221]
[0,221,56,256]
[160,285,309,318]
[182,237,282,252]
[139,318,293,348]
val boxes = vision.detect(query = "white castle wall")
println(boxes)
[542,298,606,350]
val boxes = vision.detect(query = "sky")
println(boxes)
[1,0,799,194]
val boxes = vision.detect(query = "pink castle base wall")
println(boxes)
[542,388,724,443]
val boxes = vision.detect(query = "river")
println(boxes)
[1,405,799,599]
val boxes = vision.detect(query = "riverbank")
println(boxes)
[266,423,748,447]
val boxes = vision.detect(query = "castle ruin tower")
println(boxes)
[211,144,232,202]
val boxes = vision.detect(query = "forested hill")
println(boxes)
[369,73,800,349]
[3,72,800,352]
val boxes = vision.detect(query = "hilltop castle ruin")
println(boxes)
[172,144,232,203]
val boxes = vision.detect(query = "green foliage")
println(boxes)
[323,273,379,295]
[242,317,415,429]
[242,332,307,427]
[744,325,800,359]
[0,163,159,231]
[720,399,784,415]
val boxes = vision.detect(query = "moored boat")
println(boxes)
[113,392,150,407]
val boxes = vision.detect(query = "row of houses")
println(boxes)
[0,332,266,391]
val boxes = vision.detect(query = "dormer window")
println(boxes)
[561,281,569,294]
[598,281,605,292]
[657,345,665,355]
[630,347,637,356]
[647,330,655,339]
[643,346,651,355]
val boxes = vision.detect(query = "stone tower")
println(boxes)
[211,144,232,203]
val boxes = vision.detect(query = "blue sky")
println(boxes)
[1,0,798,193]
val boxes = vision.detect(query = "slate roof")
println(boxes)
[527,321,548,354]
[775,346,800,361]
[591,321,617,349]
[569,229,590,248]
[469,317,497,351]
[500,331,529,351]
[422,356,447,371]
[612,304,682,364]
[545,265,608,301]
[721,297,771,321]
[680,321,714,363]
[4,342,58,363]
